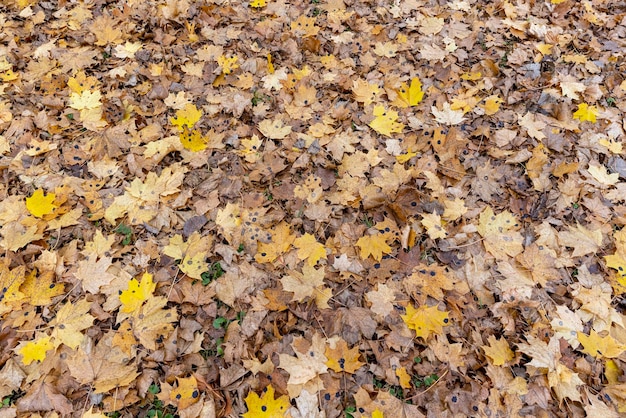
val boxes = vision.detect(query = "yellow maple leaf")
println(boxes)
[171,103,202,131]
[482,95,503,115]
[120,272,156,313]
[395,367,412,389]
[67,71,99,94]
[217,55,239,75]
[21,269,64,306]
[179,126,208,152]
[250,0,267,7]
[577,330,626,359]
[242,384,290,418]
[49,299,95,349]
[369,105,404,137]
[293,233,326,266]
[237,135,264,163]
[180,253,210,280]
[170,376,200,410]
[26,189,58,218]
[401,303,449,340]
[290,15,320,38]
[420,213,447,240]
[255,222,295,263]
[371,408,384,418]
[19,334,54,365]
[573,103,598,123]
[482,335,514,366]
[392,77,425,108]
[325,338,365,373]
[69,90,102,110]
[356,234,392,261]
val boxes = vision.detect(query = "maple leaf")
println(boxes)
[587,164,619,186]
[431,102,465,125]
[368,105,404,137]
[255,221,295,263]
[169,376,200,410]
[69,90,102,110]
[356,233,392,261]
[49,299,95,349]
[365,283,396,318]
[258,118,292,139]
[170,103,202,131]
[353,79,381,105]
[278,334,328,394]
[290,15,320,37]
[242,384,290,418]
[372,408,384,418]
[550,305,584,348]
[482,335,514,366]
[558,223,603,257]
[573,103,598,123]
[293,233,326,266]
[25,189,58,218]
[119,272,156,313]
[392,77,424,108]
[401,303,450,340]
[325,337,364,373]
[179,126,208,152]
[482,95,502,115]
[217,55,239,75]
[577,330,625,359]
[281,264,325,302]
[420,212,447,239]
[18,334,54,365]
[67,336,139,394]
[477,206,523,259]
[130,296,177,350]
[20,269,64,306]
[0,264,26,309]
[395,367,412,389]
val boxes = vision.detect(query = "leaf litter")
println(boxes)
[0,0,626,417]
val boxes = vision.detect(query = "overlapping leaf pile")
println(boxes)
[1,0,626,416]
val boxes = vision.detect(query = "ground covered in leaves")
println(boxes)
[1,0,626,417]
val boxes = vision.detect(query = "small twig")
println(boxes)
[408,369,449,401]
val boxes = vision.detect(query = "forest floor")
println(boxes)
[1,0,626,417]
